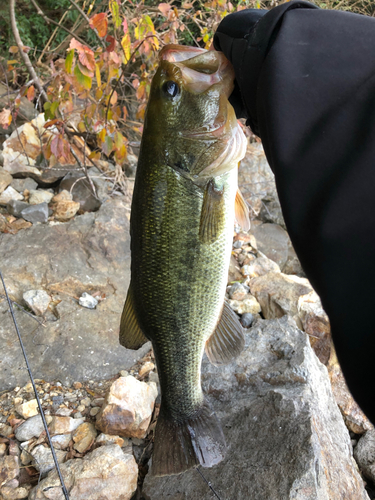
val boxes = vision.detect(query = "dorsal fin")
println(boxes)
[205,301,245,366]
[119,285,148,350]
[235,188,250,232]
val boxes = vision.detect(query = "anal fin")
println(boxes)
[235,188,250,232]
[119,285,148,350]
[199,179,226,244]
[205,301,245,366]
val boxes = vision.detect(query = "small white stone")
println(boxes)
[31,444,66,474]
[228,295,261,315]
[55,407,73,416]
[79,292,98,309]
[90,407,100,417]
[95,433,124,447]
[28,189,54,205]
[51,433,72,450]
[96,376,158,439]
[23,289,51,316]
[48,416,85,434]
[14,399,38,419]
[0,185,23,205]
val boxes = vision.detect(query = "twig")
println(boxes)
[9,0,48,103]
[69,144,98,199]
[50,0,107,57]
[66,0,106,48]
[106,35,160,123]
[29,0,88,50]
[38,10,70,65]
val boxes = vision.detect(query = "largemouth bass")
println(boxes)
[119,44,249,477]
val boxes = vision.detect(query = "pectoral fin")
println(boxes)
[119,286,148,350]
[205,301,245,366]
[235,188,250,231]
[199,180,226,244]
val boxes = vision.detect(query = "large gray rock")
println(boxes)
[143,316,369,500]
[251,222,288,270]
[59,171,101,212]
[29,444,138,500]
[238,143,284,227]
[250,222,305,276]
[0,197,150,390]
[354,429,375,483]
[250,272,313,320]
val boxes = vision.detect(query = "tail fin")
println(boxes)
[151,399,226,477]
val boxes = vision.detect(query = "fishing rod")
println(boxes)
[195,466,222,500]
[0,269,70,500]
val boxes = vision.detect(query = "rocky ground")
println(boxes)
[1,113,375,499]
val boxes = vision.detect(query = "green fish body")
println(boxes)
[120,45,249,476]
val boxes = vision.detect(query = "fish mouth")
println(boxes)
[160,45,236,141]
[159,44,234,98]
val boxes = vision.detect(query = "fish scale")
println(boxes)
[132,157,236,417]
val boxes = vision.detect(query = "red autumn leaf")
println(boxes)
[69,38,84,52]
[77,61,94,78]
[132,78,140,89]
[26,85,35,101]
[158,3,171,16]
[69,39,95,72]
[51,135,70,161]
[105,35,116,53]
[79,49,95,72]
[122,18,128,34]
[89,13,108,38]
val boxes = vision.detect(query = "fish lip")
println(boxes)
[159,44,206,62]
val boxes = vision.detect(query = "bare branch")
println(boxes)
[68,143,99,200]
[29,0,89,50]
[9,0,48,103]
[51,0,108,57]
[66,0,106,48]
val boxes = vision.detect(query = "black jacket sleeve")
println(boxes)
[215,3,375,423]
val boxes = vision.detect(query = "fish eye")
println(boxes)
[162,80,179,98]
